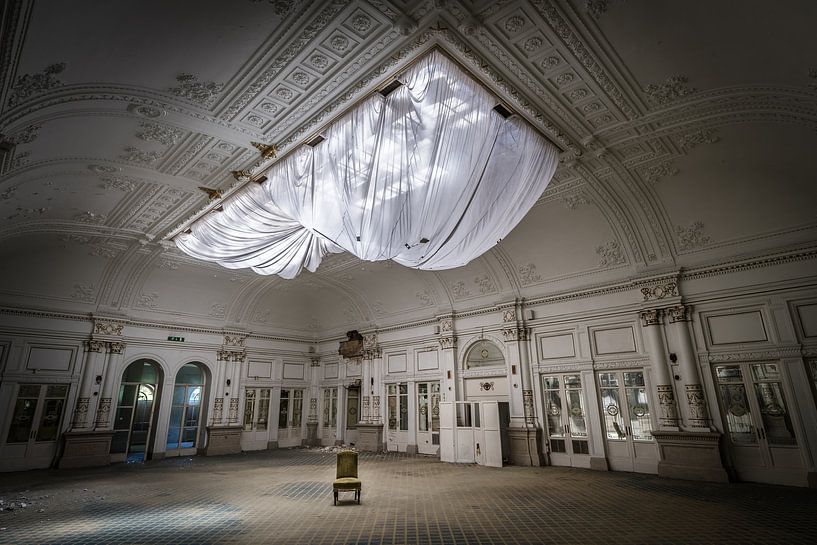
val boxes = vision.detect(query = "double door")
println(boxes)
[598,370,657,473]
[714,362,804,486]
[439,401,502,467]
[1,384,68,471]
[542,374,590,468]
[111,382,157,462]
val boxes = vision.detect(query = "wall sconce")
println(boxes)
[95,375,102,384]
[447,370,451,379]
[669,353,677,363]
[226,379,231,386]
[511,364,517,375]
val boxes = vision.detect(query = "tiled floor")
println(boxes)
[1,449,816,544]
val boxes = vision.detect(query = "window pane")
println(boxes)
[456,404,472,427]
[388,392,397,430]
[291,390,302,428]
[418,391,429,432]
[243,390,256,431]
[278,391,289,429]
[598,373,618,388]
[543,389,563,438]
[600,386,625,440]
[717,383,755,444]
[258,390,270,430]
[564,375,582,388]
[46,385,68,398]
[753,381,797,445]
[567,389,587,438]
[36,398,64,442]
[624,371,645,387]
[625,384,652,441]
[7,397,38,443]
[431,386,440,432]
[399,387,408,430]
[543,376,560,390]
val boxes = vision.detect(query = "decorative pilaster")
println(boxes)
[73,339,106,429]
[667,304,711,428]
[95,340,126,429]
[436,314,457,403]
[640,309,679,429]
[308,397,318,423]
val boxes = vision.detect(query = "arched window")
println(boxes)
[465,340,504,369]
[166,363,206,454]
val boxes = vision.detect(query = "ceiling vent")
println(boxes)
[492,104,513,119]
[306,135,325,147]
[379,79,404,97]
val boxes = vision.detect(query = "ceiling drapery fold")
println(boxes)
[175,50,558,279]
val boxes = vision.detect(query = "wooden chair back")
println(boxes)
[336,450,358,479]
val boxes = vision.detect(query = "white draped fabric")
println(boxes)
[176,50,559,279]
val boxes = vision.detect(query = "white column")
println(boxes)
[640,309,679,430]
[666,305,710,429]
[95,341,125,429]
[73,340,106,429]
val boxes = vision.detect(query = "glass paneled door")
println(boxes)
[417,382,440,455]
[1,384,68,470]
[542,374,590,468]
[386,383,409,452]
[714,363,804,486]
[241,388,271,451]
[166,364,205,457]
[597,370,658,473]
[111,360,160,463]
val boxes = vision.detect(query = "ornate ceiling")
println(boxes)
[1,0,816,338]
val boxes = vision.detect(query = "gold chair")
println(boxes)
[333,450,361,505]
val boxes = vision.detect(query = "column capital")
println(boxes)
[666,304,691,323]
[86,340,107,353]
[438,335,457,350]
[639,308,663,326]
[108,341,126,354]
[501,327,528,342]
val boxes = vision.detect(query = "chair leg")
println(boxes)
[333,490,337,505]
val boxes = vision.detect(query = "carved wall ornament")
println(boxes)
[7,124,41,145]
[502,309,516,323]
[310,357,321,367]
[474,275,496,294]
[656,384,679,426]
[644,75,695,105]
[675,221,711,251]
[120,146,161,164]
[217,349,246,363]
[678,128,720,151]
[415,289,433,307]
[501,327,527,342]
[136,122,184,146]
[438,336,457,350]
[559,191,590,210]
[596,241,626,267]
[134,292,159,309]
[640,160,678,185]
[450,280,471,299]
[640,281,679,301]
[640,309,662,327]
[126,103,165,118]
[108,341,126,354]
[94,321,123,336]
[167,73,224,107]
[480,381,495,391]
[228,398,240,423]
[7,63,66,107]
[87,340,107,353]
[72,398,90,428]
[0,187,16,200]
[95,398,112,427]
[439,316,453,332]
[209,303,227,318]
[88,164,119,174]
[71,283,95,302]
[666,304,691,323]
[523,389,536,425]
[212,398,224,422]
[223,334,246,347]
[685,383,710,427]
[73,211,106,224]
[99,175,137,192]
[518,263,542,285]
[585,0,626,19]
[5,205,48,221]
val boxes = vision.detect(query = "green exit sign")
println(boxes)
[167,336,185,342]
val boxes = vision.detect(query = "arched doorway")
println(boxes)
[111,360,162,463]
[165,363,207,457]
